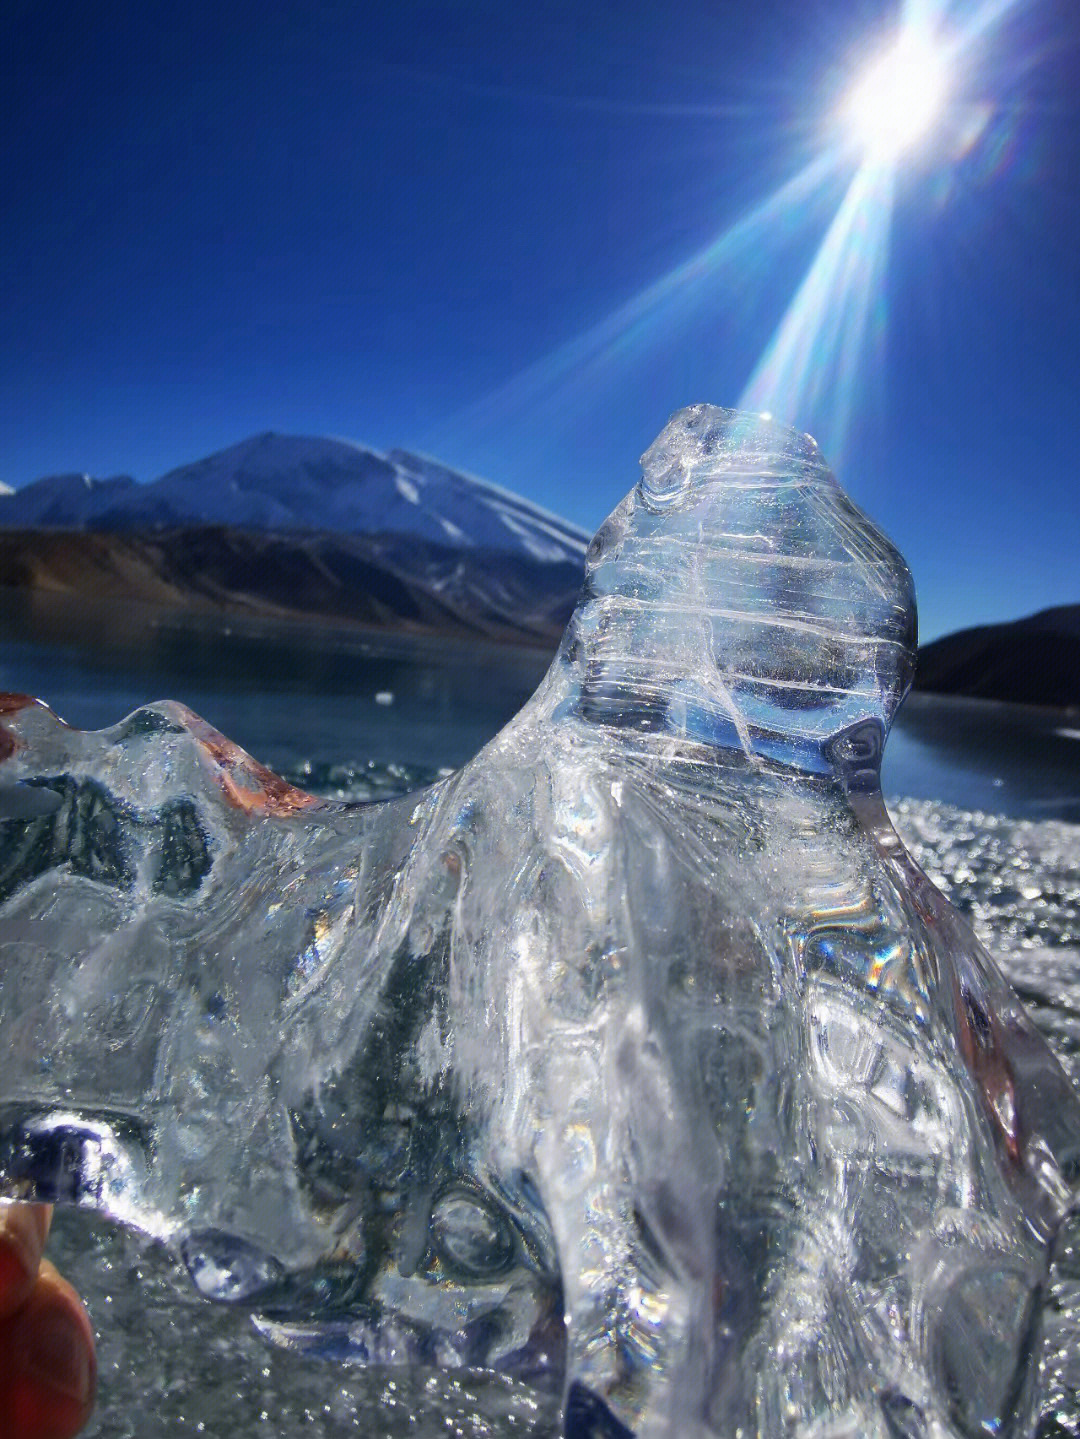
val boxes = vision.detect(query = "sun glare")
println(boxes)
[449,3,1006,481]
[843,31,949,162]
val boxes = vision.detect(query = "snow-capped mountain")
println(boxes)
[0,435,590,645]
[0,472,137,529]
[0,433,589,566]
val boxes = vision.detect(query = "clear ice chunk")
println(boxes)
[1,406,1079,1438]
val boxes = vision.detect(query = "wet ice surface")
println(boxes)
[892,800,1080,1439]
[893,801,1080,1089]
[3,406,1080,1437]
[47,1205,558,1439]
[36,796,1080,1439]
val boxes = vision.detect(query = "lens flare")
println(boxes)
[439,0,1016,503]
[842,30,949,162]
[739,163,894,467]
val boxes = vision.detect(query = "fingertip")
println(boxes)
[31,1259,96,1382]
[0,1204,53,1318]
[0,1258,96,1439]
[0,1373,94,1439]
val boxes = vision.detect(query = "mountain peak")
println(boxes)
[0,434,589,564]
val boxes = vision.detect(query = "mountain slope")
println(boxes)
[0,434,590,645]
[915,605,1080,708]
[0,526,584,645]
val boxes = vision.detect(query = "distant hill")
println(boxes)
[915,606,1080,709]
[0,435,589,645]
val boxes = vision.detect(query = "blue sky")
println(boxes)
[2,0,1078,639]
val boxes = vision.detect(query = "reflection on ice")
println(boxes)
[1,406,1079,1438]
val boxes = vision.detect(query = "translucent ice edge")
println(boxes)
[1,405,1079,1439]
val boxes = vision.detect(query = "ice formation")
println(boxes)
[1,406,1079,1439]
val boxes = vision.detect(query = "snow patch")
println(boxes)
[495,508,572,562]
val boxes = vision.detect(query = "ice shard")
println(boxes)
[1,405,1079,1438]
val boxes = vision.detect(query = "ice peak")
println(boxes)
[639,403,825,508]
[558,406,917,770]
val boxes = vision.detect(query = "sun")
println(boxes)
[842,30,950,163]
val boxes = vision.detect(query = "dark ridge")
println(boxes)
[915,606,1080,709]
[0,526,582,647]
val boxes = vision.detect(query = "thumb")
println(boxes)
[0,1253,96,1439]
[0,1204,52,1319]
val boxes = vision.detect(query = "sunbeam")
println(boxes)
[431,149,842,452]
[739,162,895,467]
[736,0,1029,465]
[432,0,1033,501]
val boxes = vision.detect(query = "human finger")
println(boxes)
[0,1256,96,1439]
[0,1203,53,1319]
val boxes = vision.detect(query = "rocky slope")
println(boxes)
[0,525,583,645]
[0,434,589,645]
